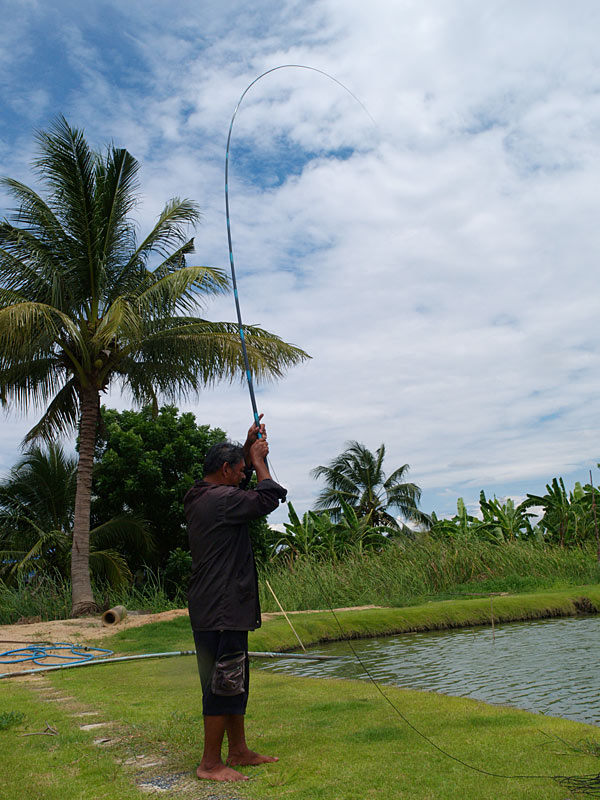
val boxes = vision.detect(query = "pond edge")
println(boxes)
[248,585,600,653]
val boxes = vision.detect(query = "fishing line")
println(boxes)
[307,564,600,795]
[224,66,600,796]
[225,64,374,441]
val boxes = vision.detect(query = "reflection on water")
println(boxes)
[257,615,600,725]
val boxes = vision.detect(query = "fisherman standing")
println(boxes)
[184,417,286,782]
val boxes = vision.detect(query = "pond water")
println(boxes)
[257,615,600,726]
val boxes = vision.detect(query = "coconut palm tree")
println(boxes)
[0,117,308,614]
[311,441,430,531]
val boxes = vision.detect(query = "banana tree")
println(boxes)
[479,491,535,542]
[525,478,573,546]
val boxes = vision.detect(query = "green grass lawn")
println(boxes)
[2,589,600,800]
[0,680,145,800]
[2,657,600,800]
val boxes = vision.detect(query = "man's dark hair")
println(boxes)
[203,441,245,476]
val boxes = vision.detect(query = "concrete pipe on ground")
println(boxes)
[101,605,127,626]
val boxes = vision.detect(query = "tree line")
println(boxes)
[272,450,600,562]
[1,404,599,603]
[430,479,600,551]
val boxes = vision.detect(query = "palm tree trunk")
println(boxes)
[71,386,100,616]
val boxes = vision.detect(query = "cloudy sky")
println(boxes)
[1,0,599,522]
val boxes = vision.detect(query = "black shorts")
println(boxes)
[193,630,250,716]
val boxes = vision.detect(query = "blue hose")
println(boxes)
[0,642,113,666]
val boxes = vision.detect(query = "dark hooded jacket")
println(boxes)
[184,477,286,631]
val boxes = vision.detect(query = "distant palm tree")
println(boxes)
[0,117,308,614]
[311,441,429,531]
[0,443,151,587]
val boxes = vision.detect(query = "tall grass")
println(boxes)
[0,573,71,624]
[0,571,185,625]
[258,539,600,611]
[1,540,599,623]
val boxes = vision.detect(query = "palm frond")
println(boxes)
[90,514,154,557]
[22,379,79,443]
[117,319,309,401]
[0,442,76,529]
[0,301,80,351]
[135,263,230,317]
[146,238,196,281]
[0,355,68,414]
[88,548,132,588]
[5,525,70,579]
[0,230,73,310]
[0,301,89,386]
[94,146,139,275]
[0,178,69,254]
[0,287,29,307]
[384,464,411,488]
[124,197,201,268]
[34,116,98,299]
[93,295,143,348]
[34,116,95,231]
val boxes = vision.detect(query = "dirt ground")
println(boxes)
[0,604,381,646]
[0,609,190,675]
[0,608,189,647]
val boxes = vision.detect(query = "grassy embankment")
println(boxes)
[3,539,600,624]
[103,585,600,654]
[2,588,600,799]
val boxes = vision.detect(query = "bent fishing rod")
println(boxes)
[225,65,373,439]
[224,65,600,797]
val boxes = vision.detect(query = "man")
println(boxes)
[184,418,286,782]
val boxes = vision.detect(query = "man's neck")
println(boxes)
[202,474,222,485]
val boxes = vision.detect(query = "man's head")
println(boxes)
[203,442,246,486]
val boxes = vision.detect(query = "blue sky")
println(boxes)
[1,0,600,523]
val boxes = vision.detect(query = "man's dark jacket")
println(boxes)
[184,477,286,631]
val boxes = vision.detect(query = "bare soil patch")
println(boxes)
[0,609,189,647]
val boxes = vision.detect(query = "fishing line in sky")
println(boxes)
[224,64,374,436]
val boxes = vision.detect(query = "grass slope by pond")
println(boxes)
[2,650,600,800]
[3,588,600,799]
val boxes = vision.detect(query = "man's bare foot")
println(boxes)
[196,762,249,781]
[227,749,279,767]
